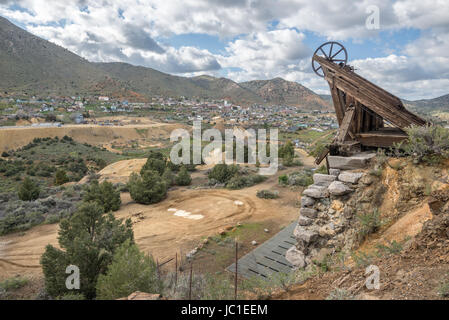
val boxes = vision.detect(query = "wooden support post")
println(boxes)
[314,146,330,165]
[336,106,356,143]
[330,85,345,125]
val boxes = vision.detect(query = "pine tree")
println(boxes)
[18,177,40,201]
[40,201,134,299]
[175,166,192,186]
[128,171,167,205]
[54,169,69,185]
[96,240,162,300]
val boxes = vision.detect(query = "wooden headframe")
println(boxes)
[313,55,427,153]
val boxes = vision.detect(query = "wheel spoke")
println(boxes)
[330,48,343,59]
[319,47,329,59]
[329,42,334,58]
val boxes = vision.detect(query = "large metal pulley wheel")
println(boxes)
[312,41,348,77]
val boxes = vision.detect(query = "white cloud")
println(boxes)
[219,29,311,81]
[1,0,449,99]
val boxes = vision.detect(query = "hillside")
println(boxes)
[406,94,449,114]
[240,78,332,110]
[0,16,328,109]
[0,16,107,96]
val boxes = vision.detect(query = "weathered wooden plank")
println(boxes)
[357,132,408,147]
[315,146,330,165]
[315,55,404,108]
[336,106,356,143]
[329,82,345,125]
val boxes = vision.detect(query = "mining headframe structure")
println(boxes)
[311,41,428,165]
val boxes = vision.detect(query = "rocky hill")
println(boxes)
[240,78,331,110]
[406,94,449,114]
[0,16,329,109]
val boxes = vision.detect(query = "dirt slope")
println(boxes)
[0,122,184,153]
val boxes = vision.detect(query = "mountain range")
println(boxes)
[0,16,330,110]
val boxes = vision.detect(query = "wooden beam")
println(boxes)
[357,132,408,147]
[315,146,330,165]
[329,82,345,125]
[336,105,356,143]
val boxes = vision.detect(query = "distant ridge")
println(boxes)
[0,15,330,110]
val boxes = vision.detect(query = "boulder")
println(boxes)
[329,168,340,177]
[300,207,317,219]
[328,153,376,170]
[313,173,336,187]
[328,181,352,196]
[303,185,329,199]
[285,246,306,268]
[295,227,319,244]
[300,196,315,207]
[338,172,364,184]
[298,216,313,226]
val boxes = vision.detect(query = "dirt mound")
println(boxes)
[79,158,147,184]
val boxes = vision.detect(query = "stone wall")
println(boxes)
[286,168,377,269]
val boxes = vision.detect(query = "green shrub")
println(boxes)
[40,202,134,299]
[375,240,403,256]
[175,166,191,186]
[54,169,69,185]
[279,140,294,159]
[208,164,239,184]
[278,174,288,185]
[286,170,313,187]
[1,151,9,157]
[0,211,45,235]
[393,125,449,164]
[18,177,40,201]
[140,151,167,175]
[356,208,382,238]
[83,180,121,212]
[128,171,167,205]
[226,174,267,190]
[96,240,162,300]
[56,293,86,300]
[315,165,328,174]
[256,190,279,199]
[0,277,29,291]
[161,167,175,186]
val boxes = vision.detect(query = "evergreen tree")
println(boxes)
[161,167,175,186]
[96,240,162,300]
[18,176,40,201]
[83,180,121,212]
[40,201,134,299]
[128,171,167,205]
[175,166,192,186]
[54,169,69,185]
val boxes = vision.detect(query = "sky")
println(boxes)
[1,0,449,100]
